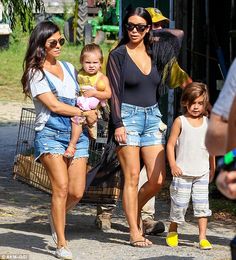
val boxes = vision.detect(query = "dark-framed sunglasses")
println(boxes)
[47,38,65,48]
[125,23,149,32]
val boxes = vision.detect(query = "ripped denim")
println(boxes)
[120,103,167,147]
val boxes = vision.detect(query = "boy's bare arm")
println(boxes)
[167,117,182,176]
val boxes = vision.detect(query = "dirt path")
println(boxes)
[0,101,235,260]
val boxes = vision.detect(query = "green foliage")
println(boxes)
[62,3,73,22]
[0,26,113,102]
[2,0,44,32]
[9,18,32,44]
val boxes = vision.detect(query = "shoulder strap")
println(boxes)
[61,61,80,95]
[44,73,58,97]
[178,115,184,128]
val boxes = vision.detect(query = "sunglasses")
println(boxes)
[47,38,65,48]
[125,23,149,32]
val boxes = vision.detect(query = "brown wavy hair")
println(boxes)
[21,21,60,97]
[181,82,209,115]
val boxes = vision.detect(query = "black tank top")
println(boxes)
[123,55,161,107]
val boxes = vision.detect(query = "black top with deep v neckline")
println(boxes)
[123,54,160,107]
[106,45,162,129]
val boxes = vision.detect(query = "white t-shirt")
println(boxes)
[212,58,236,120]
[30,61,78,131]
[175,115,209,176]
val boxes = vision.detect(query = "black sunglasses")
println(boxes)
[47,38,65,48]
[125,23,149,32]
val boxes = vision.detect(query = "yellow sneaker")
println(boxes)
[166,232,178,247]
[199,239,212,250]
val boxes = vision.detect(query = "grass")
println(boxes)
[0,37,27,102]
[0,28,113,102]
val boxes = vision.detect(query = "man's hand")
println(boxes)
[216,170,236,199]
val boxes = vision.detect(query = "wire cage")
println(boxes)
[13,108,122,204]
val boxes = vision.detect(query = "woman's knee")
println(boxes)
[149,171,166,189]
[124,169,140,187]
[68,189,85,202]
[158,172,166,186]
[52,183,68,199]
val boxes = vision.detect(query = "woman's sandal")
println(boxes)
[138,219,145,236]
[64,144,76,158]
[130,238,152,248]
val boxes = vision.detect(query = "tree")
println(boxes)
[1,0,82,41]
[1,0,44,31]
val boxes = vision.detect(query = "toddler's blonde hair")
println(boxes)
[80,43,103,64]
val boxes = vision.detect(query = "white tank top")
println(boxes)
[175,115,209,176]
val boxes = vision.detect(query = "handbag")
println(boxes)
[86,137,123,189]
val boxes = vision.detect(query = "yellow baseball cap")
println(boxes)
[146,7,169,23]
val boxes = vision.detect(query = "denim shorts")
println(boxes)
[121,103,167,147]
[34,126,89,160]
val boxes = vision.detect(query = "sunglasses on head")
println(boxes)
[47,38,65,48]
[125,23,148,32]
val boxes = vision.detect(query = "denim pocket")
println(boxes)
[153,106,162,118]
[121,106,136,119]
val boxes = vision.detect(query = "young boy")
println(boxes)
[166,82,215,249]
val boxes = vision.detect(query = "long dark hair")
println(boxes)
[151,31,180,95]
[21,21,60,97]
[117,7,152,53]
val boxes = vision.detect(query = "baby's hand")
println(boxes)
[81,87,96,98]
[170,165,183,177]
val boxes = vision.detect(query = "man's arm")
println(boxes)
[205,59,236,155]
[227,96,236,151]
[215,99,236,199]
[205,112,228,156]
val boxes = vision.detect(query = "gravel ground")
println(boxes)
[0,101,235,260]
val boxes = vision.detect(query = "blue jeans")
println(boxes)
[121,103,167,146]
[34,96,89,160]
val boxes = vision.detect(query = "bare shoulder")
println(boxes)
[97,72,109,82]
[173,116,182,128]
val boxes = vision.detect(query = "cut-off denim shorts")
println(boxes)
[34,96,89,161]
[121,103,167,147]
[34,126,89,161]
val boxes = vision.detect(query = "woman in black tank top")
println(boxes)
[105,7,169,248]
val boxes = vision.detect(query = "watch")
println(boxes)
[217,148,236,171]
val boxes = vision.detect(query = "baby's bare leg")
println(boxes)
[70,121,83,146]
[64,122,83,158]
